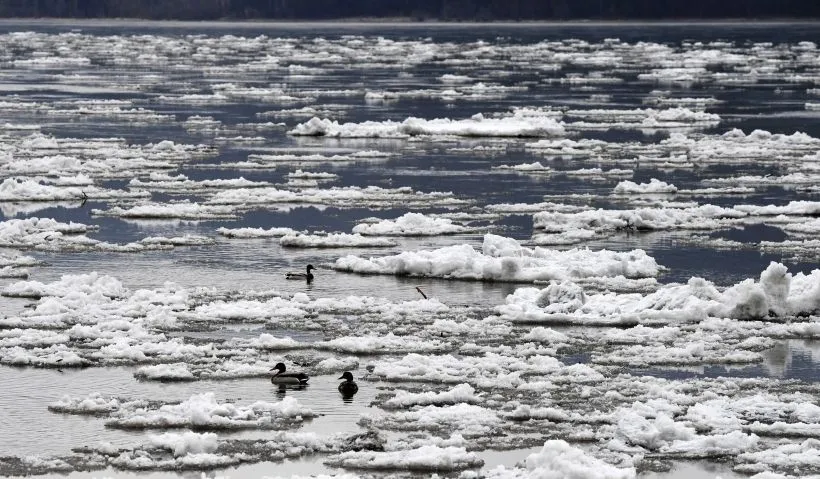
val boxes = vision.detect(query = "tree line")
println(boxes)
[1,0,817,20]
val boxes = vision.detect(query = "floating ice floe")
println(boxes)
[0,177,149,202]
[334,234,660,283]
[225,150,394,168]
[563,167,635,179]
[530,199,820,245]
[613,178,678,195]
[439,74,474,84]
[736,439,820,475]
[760,239,820,262]
[566,107,720,131]
[216,226,300,238]
[660,129,820,164]
[497,262,820,328]
[280,232,397,248]
[91,201,238,220]
[492,161,552,173]
[383,383,481,408]
[134,363,197,381]
[485,201,591,214]
[286,169,338,180]
[103,393,316,430]
[363,402,503,436]
[1,134,215,180]
[0,252,37,278]
[128,173,272,192]
[51,391,316,430]
[363,86,506,103]
[352,212,470,236]
[484,440,636,479]
[525,137,609,156]
[207,185,467,210]
[370,352,563,388]
[289,110,565,138]
[325,444,482,472]
[318,333,449,354]
[54,429,353,473]
[645,95,722,108]
[0,217,95,246]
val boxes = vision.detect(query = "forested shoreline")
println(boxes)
[0,0,817,21]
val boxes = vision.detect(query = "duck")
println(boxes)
[337,371,358,396]
[285,264,315,283]
[270,362,309,384]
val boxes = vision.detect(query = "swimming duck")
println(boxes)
[285,264,315,283]
[338,371,358,396]
[270,362,309,384]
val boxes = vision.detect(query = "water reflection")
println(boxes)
[273,382,309,398]
[634,339,820,381]
[0,200,84,218]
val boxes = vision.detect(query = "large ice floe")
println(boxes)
[531,199,820,245]
[334,234,660,283]
[0,217,212,252]
[289,110,565,138]
[565,107,721,131]
[50,392,317,430]
[352,212,470,236]
[484,440,636,479]
[279,232,397,248]
[497,262,820,326]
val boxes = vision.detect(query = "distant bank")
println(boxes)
[0,0,817,22]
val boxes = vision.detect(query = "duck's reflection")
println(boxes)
[275,383,308,398]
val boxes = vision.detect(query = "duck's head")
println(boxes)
[306,264,315,272]
[338,371,354,381]
[271,362,286,373]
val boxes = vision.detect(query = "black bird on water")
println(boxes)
[286,264,315,283]
[270,362,309,384]
[338,371,358,396]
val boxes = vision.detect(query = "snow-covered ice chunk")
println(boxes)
[383,383,480,408]
[134,363,196,381]
[485,440,635,479]
[280,232,397,248]
[498,262,820,327]
[148,431,218,457]
[352,212,469,236]
[613,178,678,195]
[325,444,483,471]
[3,271,125,298]
[92,201,238,220]
[334,234,660,282]
[289,111,565,138]
[105,392,317,430]
[371,352,562,388]
[217,226,300,238]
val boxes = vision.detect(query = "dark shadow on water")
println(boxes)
[710,223,789,244]
[559,352,592,365]
[273,383,308,398]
